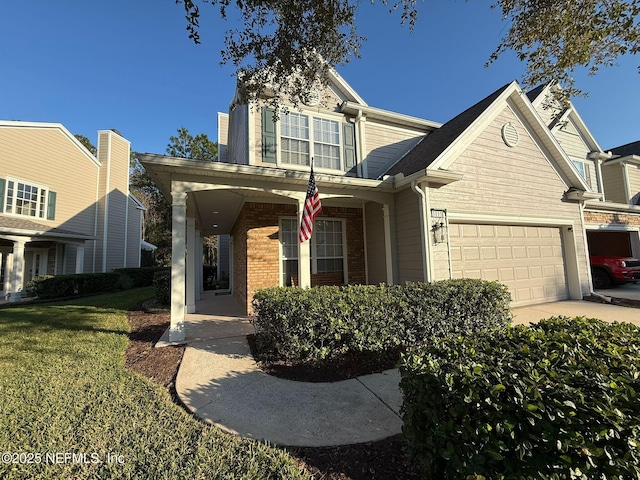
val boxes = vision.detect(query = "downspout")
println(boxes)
[577,200,595,297]
[622,162,631,205]
[411,181,431,282]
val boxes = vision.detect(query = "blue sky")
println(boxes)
[1,1,638,155]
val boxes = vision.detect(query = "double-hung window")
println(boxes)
[262,107,356,173]
[279,217,346,286]
[0,178,56,220]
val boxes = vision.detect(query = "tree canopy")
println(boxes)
[177,0,639,104]
[130,127,218,265]
[166,126,218,161]
[74,134,97,155]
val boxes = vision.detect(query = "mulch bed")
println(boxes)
[583,293,640,309]
[247,334,401,383]
[124,304,419,480]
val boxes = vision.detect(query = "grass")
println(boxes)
[0,288,309,480]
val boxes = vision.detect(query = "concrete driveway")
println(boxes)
[594,282,640,301]
[512,299,639,327]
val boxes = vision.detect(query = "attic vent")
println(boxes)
[501,123,519,147]
[303,89,320,106]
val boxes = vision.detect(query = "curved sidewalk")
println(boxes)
[171,293,403,447]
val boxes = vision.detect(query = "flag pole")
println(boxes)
[299,157,322,243]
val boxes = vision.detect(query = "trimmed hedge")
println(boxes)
[153,270,171,306]
[25,267,167,300]
[251,279,512,362]
[400,316,640,479]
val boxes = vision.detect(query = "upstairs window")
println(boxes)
[0,178,56,220]
[262,108,356,173]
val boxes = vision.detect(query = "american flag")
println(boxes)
[299,164,322,243]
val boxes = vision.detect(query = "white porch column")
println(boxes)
[196,229,203,300]
[170,191,187,342]
[75,244,85,274]
[9,238,26,302]
[186,217,196,314]
[297,198,312,288]
[382,204,397,285]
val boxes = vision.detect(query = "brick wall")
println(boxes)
[584,210,640,226]
[230,202,366,314]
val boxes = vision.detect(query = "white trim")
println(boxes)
[622,162,632,205]
[446,212,576,228]
[3,177,51,220]
[361,201,368,284]
[584,223,640,232]
[275,108,348,173]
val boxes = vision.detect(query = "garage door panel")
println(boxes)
[450,223,568,306]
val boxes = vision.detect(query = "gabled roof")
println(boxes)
[385,80,591,193]
[385,84,510,177]
[525,84,604,154]
[0,120,101,167]
[609,140,640,157]
[526,83,548,103]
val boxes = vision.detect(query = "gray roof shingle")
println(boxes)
[385,83,512,177]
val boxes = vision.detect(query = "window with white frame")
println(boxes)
[571,159,592,188]
[279,217,345,286]
[3,179,50,219]
[263,108,356,172]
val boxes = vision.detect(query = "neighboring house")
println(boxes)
[527,84,640,260]
[0,121,145,301]
[140,72,596,342]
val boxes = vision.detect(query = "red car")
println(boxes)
[590,256,640,289]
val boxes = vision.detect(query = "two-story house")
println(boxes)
[140,71,595,342]
[0,121,145,301]
[527,84,640,269]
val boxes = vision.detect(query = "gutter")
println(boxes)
[411,181,431,282]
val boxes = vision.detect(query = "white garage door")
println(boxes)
[449,224,568,306]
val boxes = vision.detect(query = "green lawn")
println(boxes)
[0,288,309,480]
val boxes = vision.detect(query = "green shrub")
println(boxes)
[400,316,640,479]
[251,279,511,362]
[26,273,121,299]
[25,268,167,300]
[114,267,167,288]
[153,270,171,306]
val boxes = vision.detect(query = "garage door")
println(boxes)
[449,224,568,306]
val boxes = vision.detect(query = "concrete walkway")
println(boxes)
[173,292,403,447]
[171,291,639,447]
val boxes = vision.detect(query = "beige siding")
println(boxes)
[363,122,424,180]
[0,126,99,238]
[601,163,627,204]
[428,106,590,295]
[626,163,640,205]
[218,112,229,163]
[552,122,598,190]
[394,188,424,283]
[364,201,387,284]
[97,131,132,272]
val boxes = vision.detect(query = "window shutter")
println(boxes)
[0,179,5,212]
[47,191,57,220]
[342,122,356,173]
[584,163,592,188]
[261,107,277,164]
